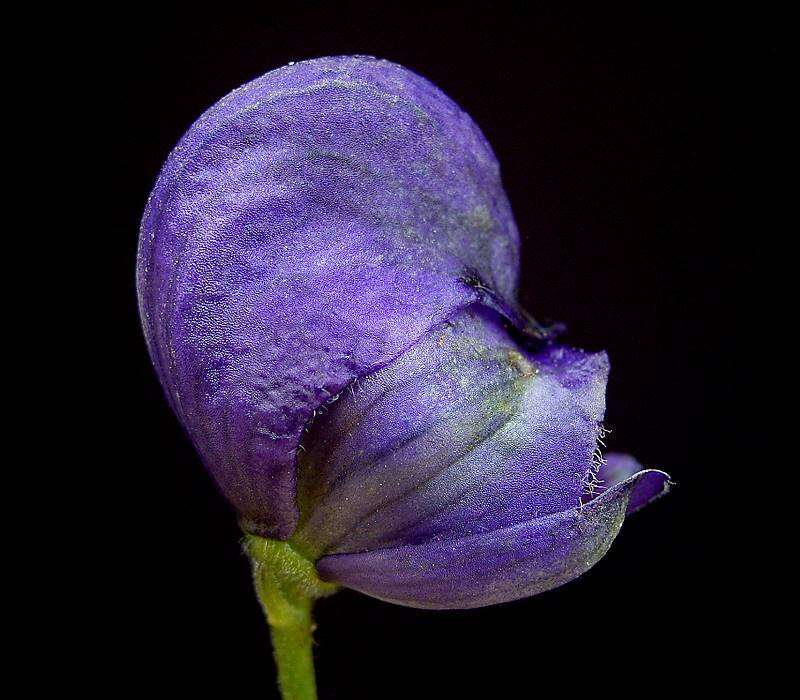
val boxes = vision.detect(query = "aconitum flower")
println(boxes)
[137,55,669,698]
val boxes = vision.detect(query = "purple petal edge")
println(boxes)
[315,469,670,609]
[600,453,672,513]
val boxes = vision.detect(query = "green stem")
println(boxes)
[244,534,338,700]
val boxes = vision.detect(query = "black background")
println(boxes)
[105,4,765,696]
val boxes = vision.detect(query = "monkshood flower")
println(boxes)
[137,55,670,699]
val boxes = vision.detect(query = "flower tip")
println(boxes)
[600,453,671,514]
[625,469,672,514]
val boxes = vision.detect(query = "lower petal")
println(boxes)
[316,469,663,609]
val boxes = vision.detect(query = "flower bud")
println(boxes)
[137,55,669,609]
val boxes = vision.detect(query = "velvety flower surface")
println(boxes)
[137,55,669,609]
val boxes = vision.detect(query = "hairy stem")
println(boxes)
[244,534,338,700]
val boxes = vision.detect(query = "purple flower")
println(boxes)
[137,55,669,610]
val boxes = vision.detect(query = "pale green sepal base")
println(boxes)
[244,534,339,700]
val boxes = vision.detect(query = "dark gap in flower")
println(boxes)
[459,268,564,347]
